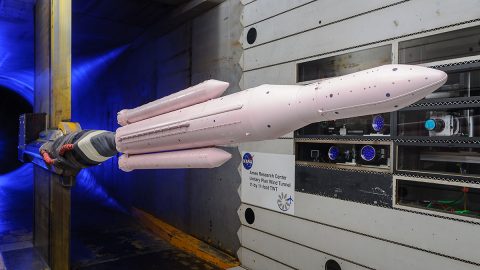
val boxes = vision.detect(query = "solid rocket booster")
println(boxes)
[118,147,232,171]
[116,64,447,171]
[117,79,230,126]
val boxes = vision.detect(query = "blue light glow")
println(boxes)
[425,119,436,131]
[72,45,130,88]
[0,163,33,236]
[372,115,385,132]
[0,8,34,104]
[360,145,376,161]
[74,168,127,213]
[0,164,33,209]
[328,146,340,161]
[0,74,34,104]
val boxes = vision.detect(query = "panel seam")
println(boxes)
[241,203,480,266]
[244,0,409,48]
[244,19,480,72]
[240,246,297,269]
[243,0,317,28]
[241,227,375,269]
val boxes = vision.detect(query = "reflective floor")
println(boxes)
[0,166,219,270]
[0,164,34,254]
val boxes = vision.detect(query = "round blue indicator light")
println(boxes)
[372,115,385,132]
[328,146,339,161]
[424,119,436,131]
[360,145,376,161]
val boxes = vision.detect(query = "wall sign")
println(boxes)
[241,152,295,214]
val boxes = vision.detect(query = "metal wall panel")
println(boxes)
[243,0,480,71]
[239,226,370,270]
[241,62,295,89]
[238,204,480,269]
[238,1,480,269]
[240,138,294,155]
[242,20,480,88]
[237,247,294,270]
[190,0,243,255]
[296,193,480,265]
[240,0,255,5]
[241,0,313,27]
[242,0,400,49]
[241,41,396,88]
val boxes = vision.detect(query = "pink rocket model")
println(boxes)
[116,64,447,171]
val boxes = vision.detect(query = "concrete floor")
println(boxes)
[0,165,220,270]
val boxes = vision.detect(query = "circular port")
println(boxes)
[328,146,339,161]
[325,259,341,270]
[247,28,257,44]
[245,208,255,224]
[372,115,385,132]
[360,145,376,161]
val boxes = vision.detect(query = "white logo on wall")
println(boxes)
[241,152,295,214]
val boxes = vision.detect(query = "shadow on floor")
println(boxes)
[1,167,220,270]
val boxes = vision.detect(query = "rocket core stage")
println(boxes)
[116,64,447,171]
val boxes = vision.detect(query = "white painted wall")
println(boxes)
[237,0,480,269]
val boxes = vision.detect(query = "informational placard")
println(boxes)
[241,152,295,214]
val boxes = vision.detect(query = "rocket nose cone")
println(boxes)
[419,66,448,83]
[415,66,448,95]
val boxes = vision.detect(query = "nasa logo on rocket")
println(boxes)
[242,153,253,170]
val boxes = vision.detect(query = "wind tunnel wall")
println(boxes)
[71,0,242,256]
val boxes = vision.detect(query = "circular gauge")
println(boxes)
[372,115,385,132]
[360,145,376,161]
[328,146,339,161]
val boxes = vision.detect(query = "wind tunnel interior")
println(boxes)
[0,0,242,269]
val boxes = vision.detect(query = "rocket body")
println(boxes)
[116,64,447,171]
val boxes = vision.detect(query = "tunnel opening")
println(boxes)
[0,85,32,174]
